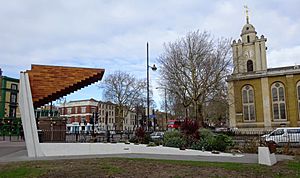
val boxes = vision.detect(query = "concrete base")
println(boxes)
[38,143,243,157]
[258,147,277,166]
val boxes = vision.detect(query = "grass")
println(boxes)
[98,162,124,174]
[0,166,44,178]
[0,157,299,177]
[120,158,261,171]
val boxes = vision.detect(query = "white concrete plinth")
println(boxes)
[258,147,277,166]
[38,143,244,157]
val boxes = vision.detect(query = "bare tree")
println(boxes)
[101,71,147,130]
[158,31,232,125]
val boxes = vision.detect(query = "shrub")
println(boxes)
[131,127,152,144]
[212,134,234,152]
[147,142,156,147]
[180,119,200,140]
[163,130,181,143]
[153,139,163,146]
[163,130,185,148]
[141,133,152,144]
[135,127,145,142]
[199,128,215,138]
[129,136,138,143]
[193,129,234,152]
[164,136,186,148]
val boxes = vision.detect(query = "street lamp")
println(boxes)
[146,42,157,131]
[156,87,168,130]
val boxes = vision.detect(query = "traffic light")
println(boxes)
[95,112,99,124]
[90,112,94,124]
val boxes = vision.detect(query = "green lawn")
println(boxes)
[0,157,299,178]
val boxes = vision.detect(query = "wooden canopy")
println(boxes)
[26,64,105,108]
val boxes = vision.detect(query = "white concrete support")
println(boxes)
[261,77,272,128]
[19,72,44,157]
[258,147,277,166]
[228,82,236,128]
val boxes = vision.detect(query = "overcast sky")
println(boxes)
[1,0,300,107]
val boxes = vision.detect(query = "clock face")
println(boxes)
[244,50,254,59]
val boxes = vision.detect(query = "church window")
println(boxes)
[297,82,300,120]
[247,60,253,72]
[247,35,250,43]
[271,82,286,120]
[242,85,255,121]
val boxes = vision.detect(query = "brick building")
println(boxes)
[60,98,98,133]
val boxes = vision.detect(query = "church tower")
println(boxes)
[232,6,267,74]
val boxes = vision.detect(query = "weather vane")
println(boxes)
[244,5,249,24]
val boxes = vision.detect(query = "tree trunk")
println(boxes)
[197,103,204,127]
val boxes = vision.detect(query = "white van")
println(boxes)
[263,127,300,145]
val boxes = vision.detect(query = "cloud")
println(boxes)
[268,45,300,68]
[0,0,300,105]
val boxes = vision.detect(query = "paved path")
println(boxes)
[0,141,294,164]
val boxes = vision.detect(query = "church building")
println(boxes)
[227,10,300,130]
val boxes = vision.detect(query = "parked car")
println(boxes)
[150,132,164,140]
[262,127,300,145]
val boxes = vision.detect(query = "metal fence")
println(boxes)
[216,130,300,148]
[38,130,135,143]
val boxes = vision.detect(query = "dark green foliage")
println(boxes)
[129,136,138,143]
[163,129,233,151]
[213,134,234,152]
[191,129,233,152]
[163,131,185,148]
[164,136,186,148]
[141,133,152,144]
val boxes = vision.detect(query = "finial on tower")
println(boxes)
[244,5,249,24]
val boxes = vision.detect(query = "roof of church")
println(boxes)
[26,64,105,108]
[241,23,257,36]
[267,65,300,72]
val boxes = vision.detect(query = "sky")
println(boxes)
[1,0,300,108]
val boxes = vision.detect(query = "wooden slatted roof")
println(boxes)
[26,64,105,108]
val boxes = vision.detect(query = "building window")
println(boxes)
[11,84,18,90]
[67,108,72,114]
[297,82,300,120]
[81,107,86,113]
[10,93,17,103]
[9,107,16,118]
[271,82,286,120]
[75,107,78,114]
[247,35,250,43]
[242,85,255,121]
[247,60,253,72]
[81,117,86,124]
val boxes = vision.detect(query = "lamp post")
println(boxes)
[146,42,157,131]
[156,87,168,130]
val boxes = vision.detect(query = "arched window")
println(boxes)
[242,85,255,121]
[247,60,253,72]
[297,81,300,120]
[247,35,250,43]
[271,82,286,120]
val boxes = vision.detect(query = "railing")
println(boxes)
[38,130,135,143]
[215,130,300,148]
